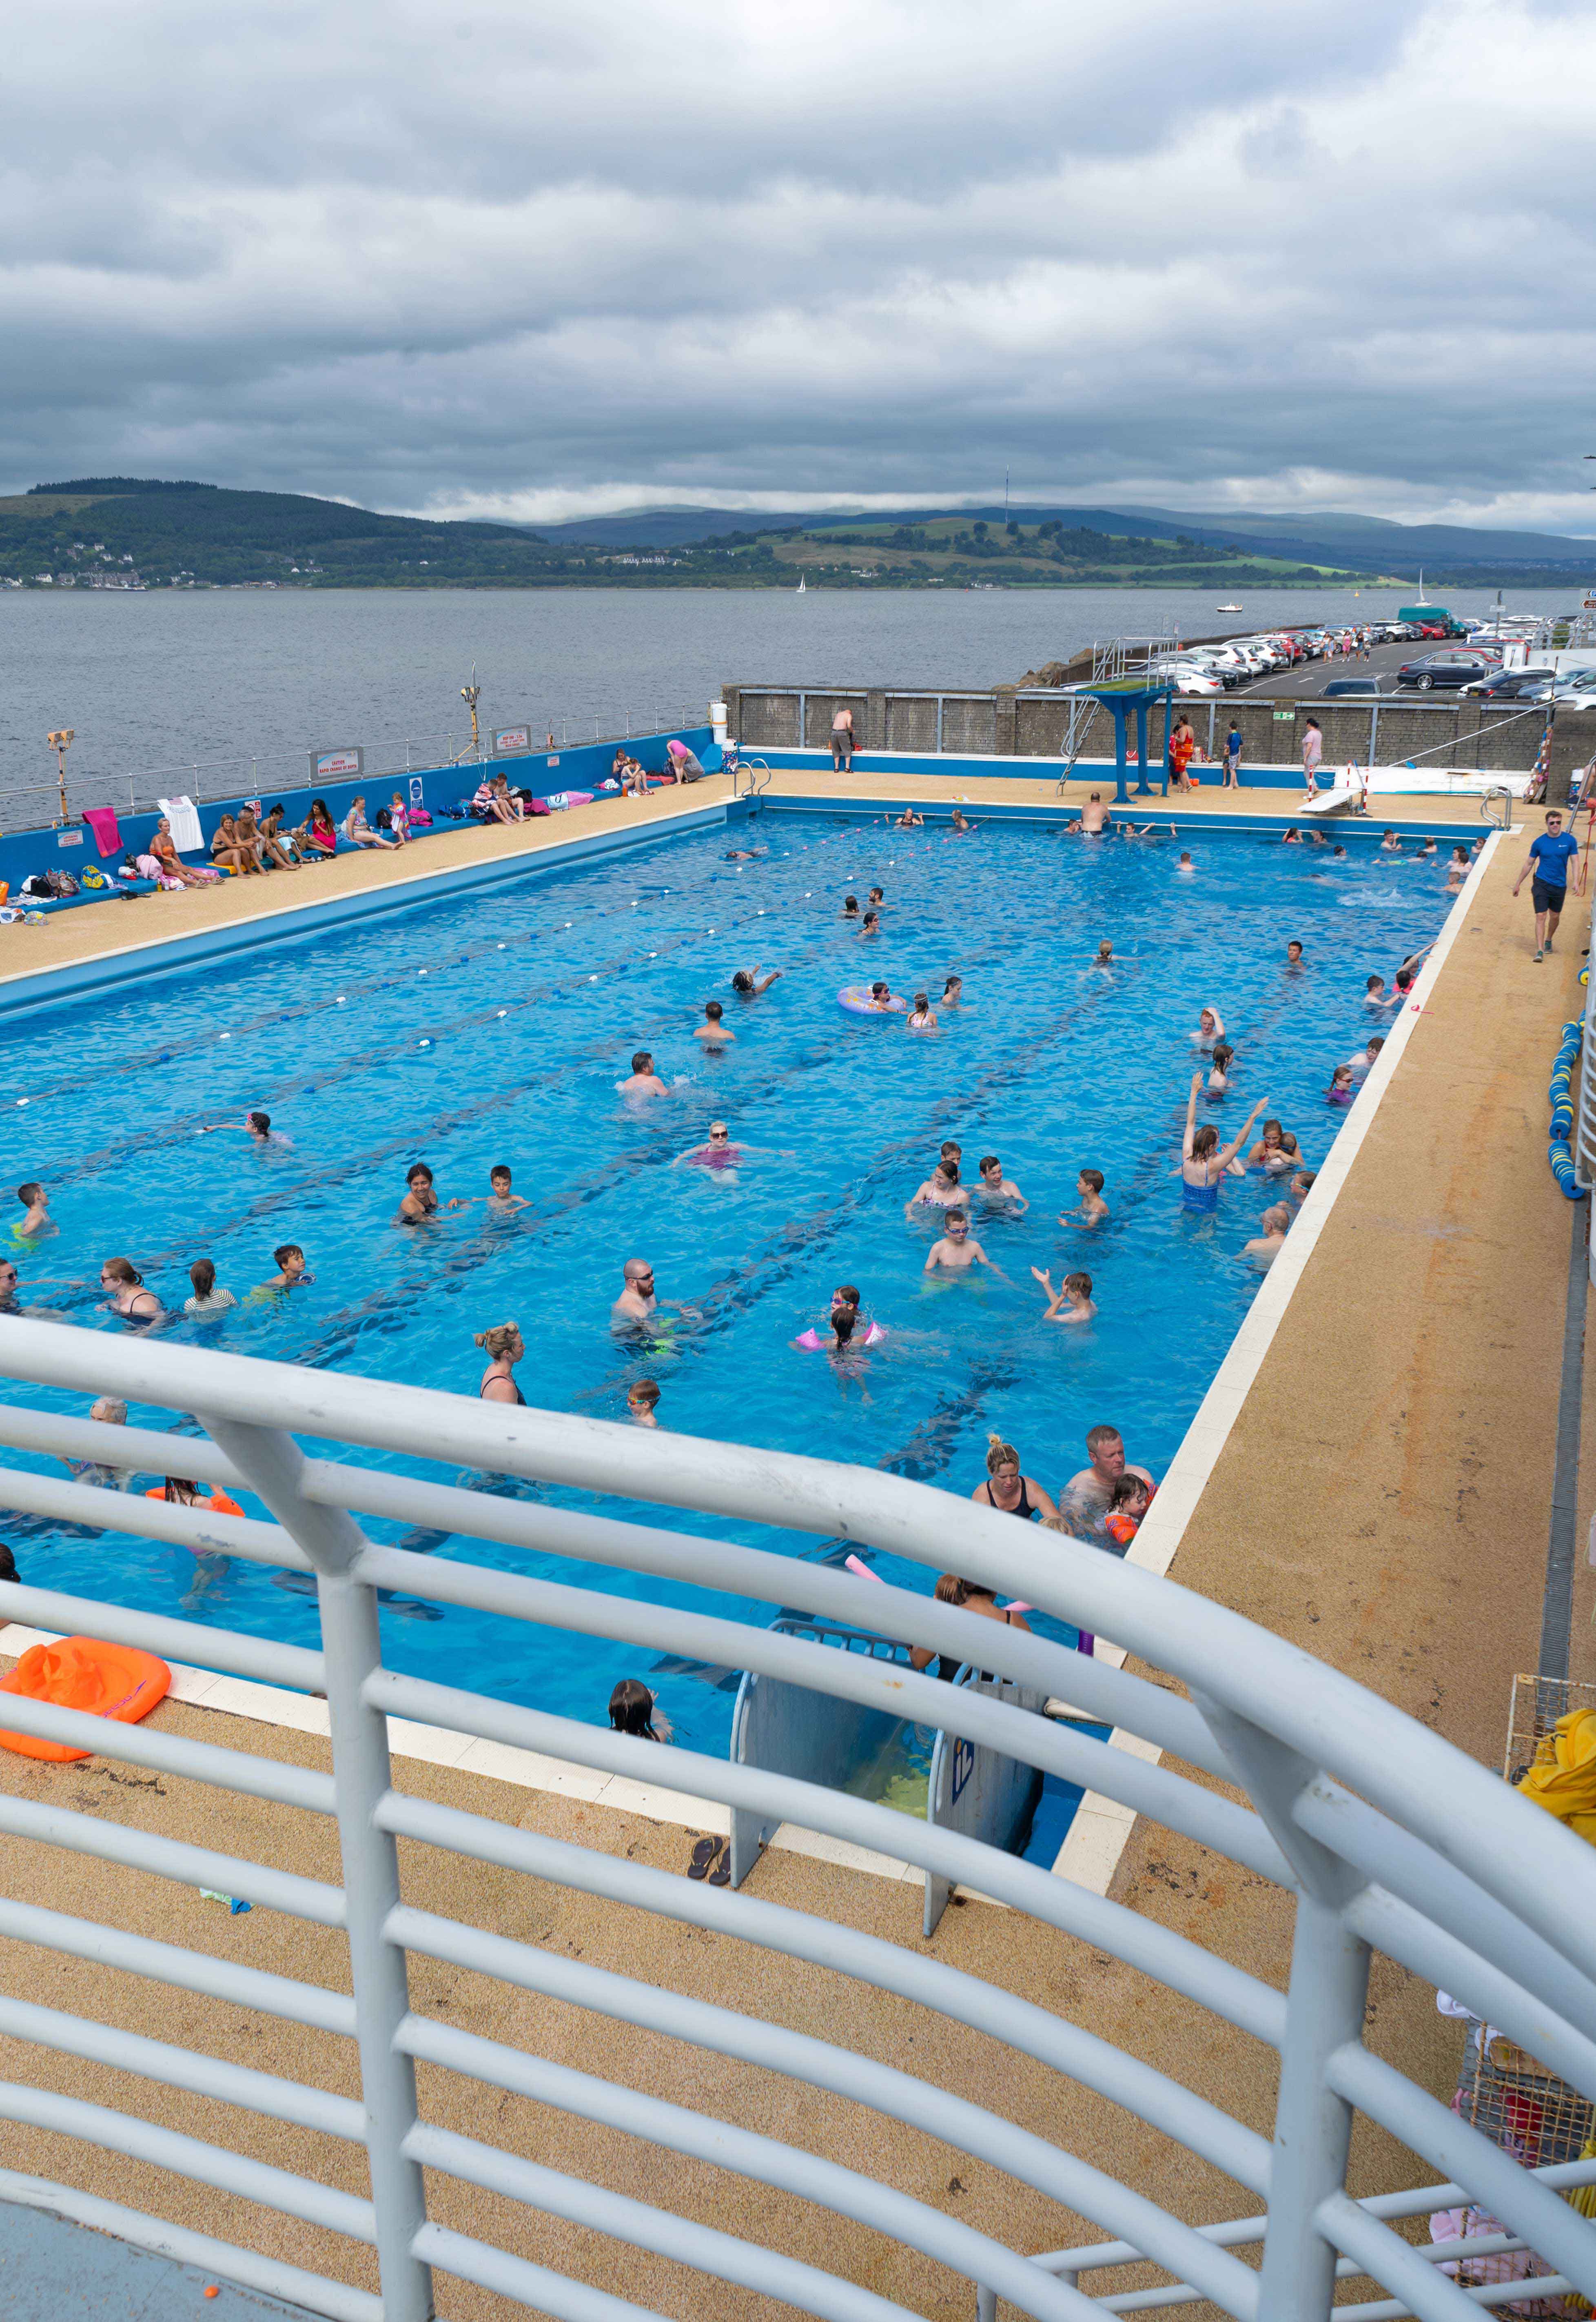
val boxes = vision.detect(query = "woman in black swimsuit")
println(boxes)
[970,1432,1059,1524]
[475,1322,525,1405]
[909,1571,1033,1679]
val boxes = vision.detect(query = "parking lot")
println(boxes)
[1226,633,1428,698]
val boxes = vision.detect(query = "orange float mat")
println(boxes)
[0,1637,171,1762]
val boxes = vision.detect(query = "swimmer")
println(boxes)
[611,1258,700,1336]
[1183,1078,1269,1211]
[0,1259,65,1322]
[694,1001,734,1048]
[476,1322,525,1407]
[841,895,861,919]
[617,1049,671,1098]
[1445,862,1466,895]
[868,887,885,908]
[1069,793,1111,836]
[906,992,938,1031]
[1067,1167,1109,1225]
[13,1183,53,1243]
[1416,838,1437,859]
[723,848,765,862]
[609,1676,671,1740]
[1094,939,1114,967]
[1064,1424,1156,1516]
[1449,846,1470,871]
[971,1434,1059,1524]
[200,1109,290,1147]
[100,1256,163,1325]
[909,1572,1033,1675]
[795,1305,886,1356]
[949,808,976,834]
[941,975,964,1011]
[976,1155,1028,1212]
[906,1159,962,1216]
[1326,1063,1355,1105]
[857,910,881,938]
[1288,1169,1316,1205]
[1032,1267,1095,1324]
[940,1141,963,1169]
[924,1209,1005,1277]
[397,1163,467,1224]
[1245,1118,1297,1171]
[1305,829,1327,848]
[1346,1035,1384,1079]
[1365,974,1399,1011]
[1207,1043,1234,1093]
[1103,1474,1154,1546]
[1281,827,1301,846]
[1331,844,1347,859]
[1286,939,1305,968]
[1380,829,1402,852]
[485,1164,530,1214]
[627,1379,661,1428]
[184,1258,237,1315]
[1176,851,1195,875]
[1191,1006,1225,1051]
[674,1121,747,1174]
[249,1242,314,1300]
[865,980,898,1012]
[731,968,782,998]
[894,808,924,828]
[1242,1204,1291,1270]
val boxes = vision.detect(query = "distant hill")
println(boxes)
[1,477,1588,590]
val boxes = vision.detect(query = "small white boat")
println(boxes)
[1217,602,1242,613]
[796,575,807,594]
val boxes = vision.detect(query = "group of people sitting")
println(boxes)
[610,740,708,794]
[135,794,427,886]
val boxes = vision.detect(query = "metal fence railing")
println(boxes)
[0,708,709,835]
[0,1319,1593,2321]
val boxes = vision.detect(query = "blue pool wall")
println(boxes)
[0,726,716,899]
[0,789,1476,1022]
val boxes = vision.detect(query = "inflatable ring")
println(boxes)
[0,1637,171,1761]
[838,986,907,1016]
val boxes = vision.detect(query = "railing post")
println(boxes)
[1193,1694,1370,2322]
[202,1419,435,2322]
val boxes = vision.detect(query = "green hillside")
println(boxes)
[0,477,1377,590]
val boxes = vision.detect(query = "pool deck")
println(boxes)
[0,768,1589,2316]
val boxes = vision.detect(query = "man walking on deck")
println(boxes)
[1512,808,1581,961]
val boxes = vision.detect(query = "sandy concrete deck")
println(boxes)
[0,779,1586,2317]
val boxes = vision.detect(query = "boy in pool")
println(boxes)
[13,1183,53,1244]
[201,1109,290,1148]
[1286,940,1305,969]
[627,1379,661,1428]
[618,1050,672,1097]
[1289,1169,1315,1205]
[486,1164,530,1214]
[250,1242,314,1300]
[976,1155,1026,1210]
[1347,1035,1384,1079]
[1176,851,1195,874]
[924,1210,1004,1277]
[694,1001,734,1048]
[1068,1167,1109,1225]
[1032,1267,1095,1324]
[1094,939,1114,967]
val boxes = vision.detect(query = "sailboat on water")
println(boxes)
[796,574,807,594]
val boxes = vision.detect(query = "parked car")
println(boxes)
[1461,669,1557,701]
[1396,653,1492,691]
[1552,671,1596,710]
[1322,677,1382,697]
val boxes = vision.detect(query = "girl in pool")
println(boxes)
[941,974,964,1011]
[1181,1077,1269,1213]
[100,1256,163,1325]
[906,992,938,1031]
[1190,1006,1225,1051]
[970,1433,1058,1524]
[794,1304,886,1353]
[1326,1064,1356,1106]
[1245,1119,1299,1172]
[905,1159,961,1216]
[1207,1043,1234,1094]
[475,1321,525,1406]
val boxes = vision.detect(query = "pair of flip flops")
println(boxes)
[688,1834,730,1885]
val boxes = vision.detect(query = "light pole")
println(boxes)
[47,728,74,826]
[459,667,481,761]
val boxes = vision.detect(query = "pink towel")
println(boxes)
[82,808,122,858]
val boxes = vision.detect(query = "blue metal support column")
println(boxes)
[1112,707,1130,804]
[1135,702,1152,797]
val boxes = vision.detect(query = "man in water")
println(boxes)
[200,1109,291,1148]
[1286,939,1305,969]
[976,1155,1028,1212]
[612,1256,700,1334]
[0,1259,66,1320]
[1064,1424,1156,1515]
[694,1001,734,1049]
[1242,1205,1290,1271]
[618,1049,671,1098]
[1069,794,1112,835]
[923,1210,1005,1277]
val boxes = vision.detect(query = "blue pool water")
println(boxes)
[0,809,1452,1777]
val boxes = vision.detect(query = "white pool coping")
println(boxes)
[0,808,1501,1916]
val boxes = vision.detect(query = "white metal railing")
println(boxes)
[0,1319,1593,2322]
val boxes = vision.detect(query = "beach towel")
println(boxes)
[82,806,122,858]
[158,795,203,850]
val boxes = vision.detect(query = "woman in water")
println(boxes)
[475,1321,525,1405]
[100,1256,163,1325]
[909,1572,1032,1676]
[1181,1077,1269,1212]
[894,807,924,828]
[971,1434,1059,1523]
[941,974,964,1011]
[609,1677,672,1741]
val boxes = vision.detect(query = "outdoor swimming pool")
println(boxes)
[1,809,1453,1780]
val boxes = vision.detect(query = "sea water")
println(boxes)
[0,812,1452,1774]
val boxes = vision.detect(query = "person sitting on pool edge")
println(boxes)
[343,794,399,850]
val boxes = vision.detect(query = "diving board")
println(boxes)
[1301,769,1368,816]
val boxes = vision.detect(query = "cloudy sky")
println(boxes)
[6,0,1595,531]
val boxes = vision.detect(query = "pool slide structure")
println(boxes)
[0,1316,1593,2322]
